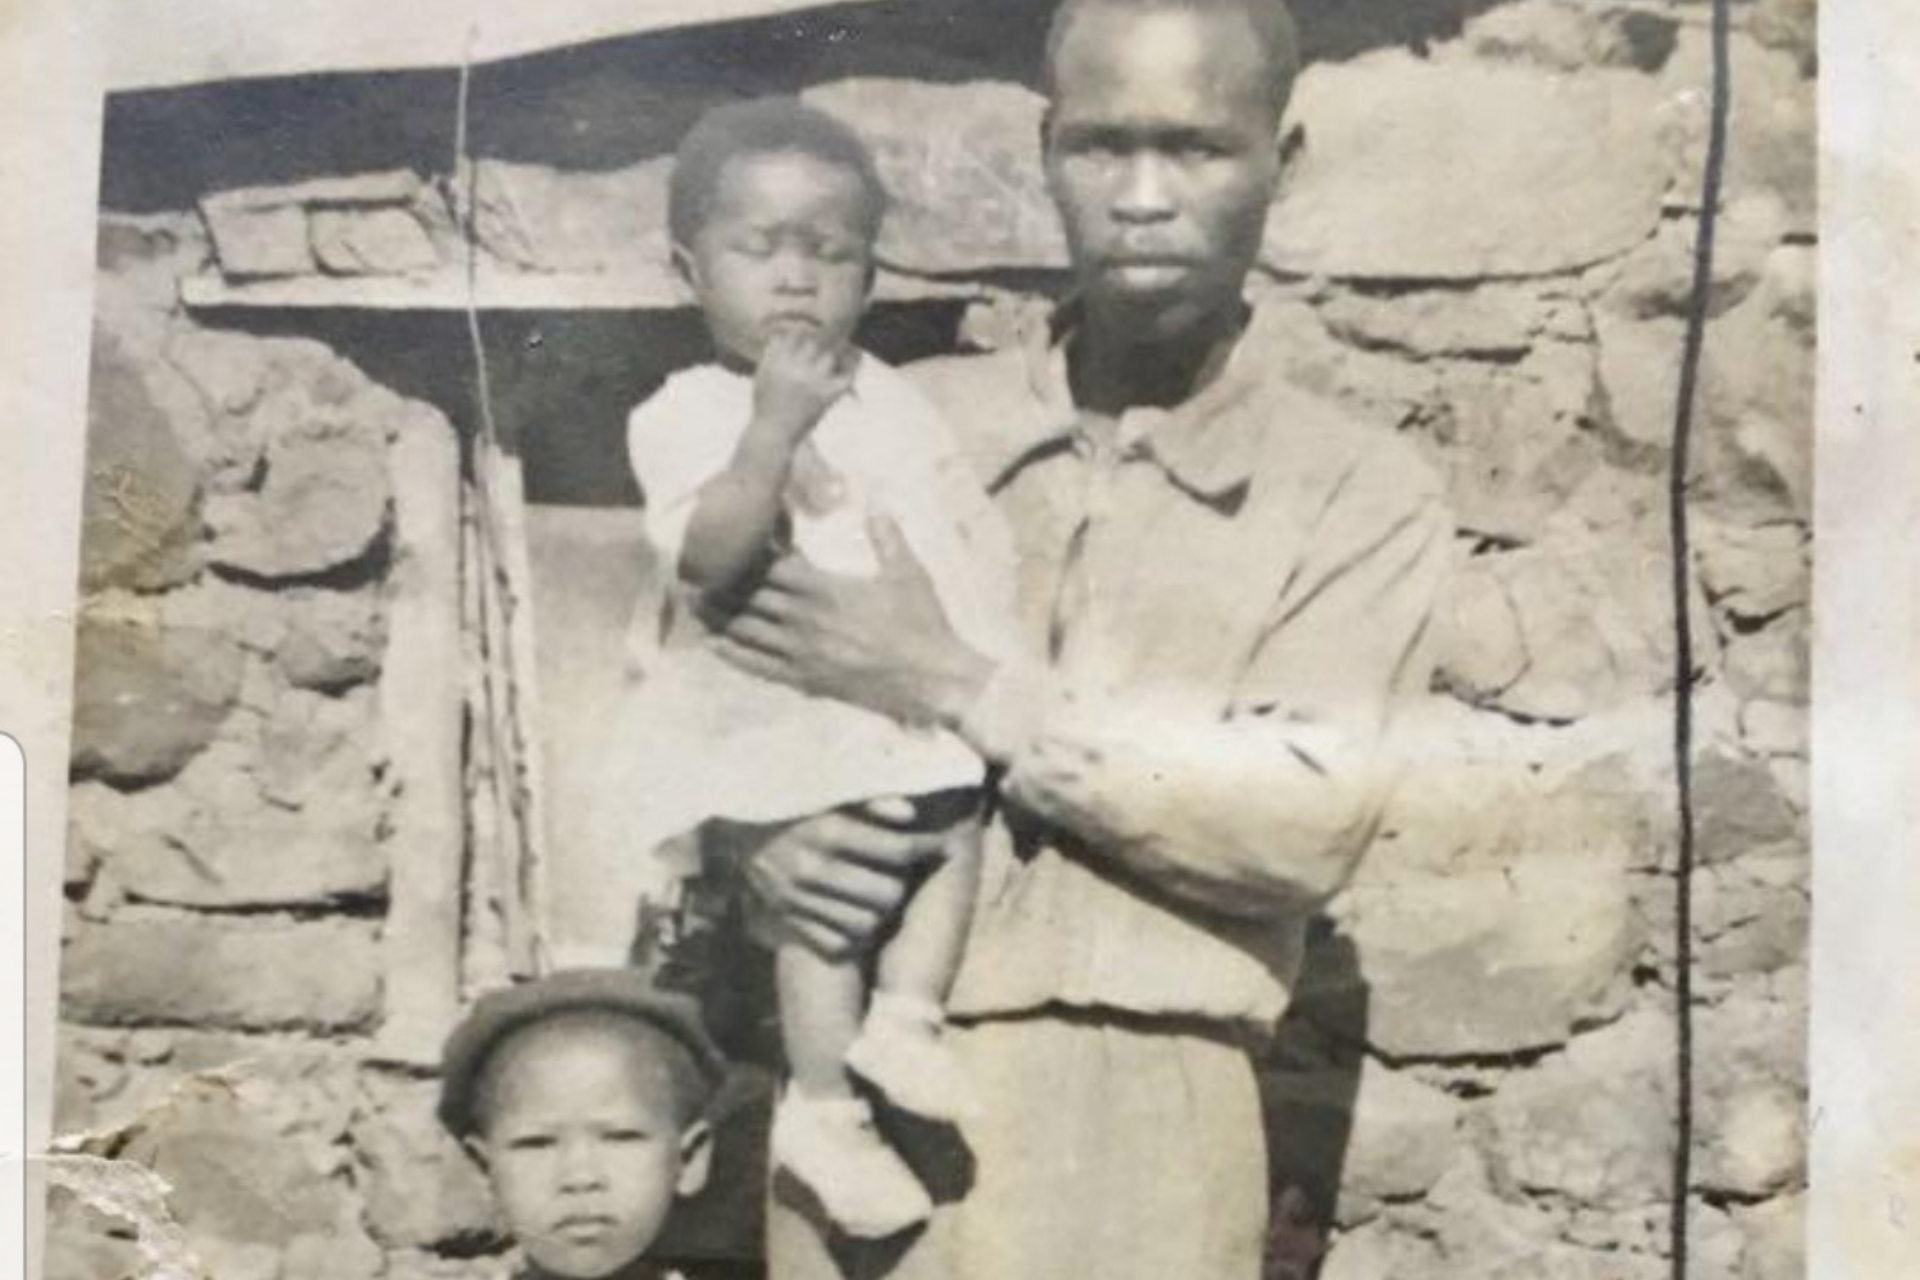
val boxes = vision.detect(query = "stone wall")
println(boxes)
[51,1,1813,1278]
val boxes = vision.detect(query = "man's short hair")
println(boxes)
[668,97,888,249]
[438,969,726,1140]
[1043,0,1303,120]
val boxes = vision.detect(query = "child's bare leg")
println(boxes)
[776,940,865,1099]
[771,880,931,1237]
[846,813,982,1122]
[876,815,981,1003]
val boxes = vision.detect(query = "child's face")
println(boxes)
[470,1018,710,1280]
[679,150,875,366]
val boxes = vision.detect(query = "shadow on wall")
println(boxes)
[187,299,972,507]
[1262,924,1368,1280]
[99,0,1520,211]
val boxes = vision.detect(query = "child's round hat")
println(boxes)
[437,967,726,1139]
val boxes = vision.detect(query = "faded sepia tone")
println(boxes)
[25,1,1813,1279]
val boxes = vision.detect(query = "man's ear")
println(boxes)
[670,243,701,298]
[675,1119,713,1198]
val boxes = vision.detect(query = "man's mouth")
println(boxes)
[764,312,822,330]
[1102,256,1197,289]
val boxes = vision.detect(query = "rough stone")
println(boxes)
[472,158,675,278]
[1465,0,1680,74]
[1597,195,1788,324]
[1263,1058,1462,1226]
[1694,246,1815,521]
[81,328,205,593]
[40,1185,145,1280]
[1722,613,1808,704]
[1312,844,1638,1058]
[1750,0,1817,75]
[1415,340,1608,546]
[1246,297,1438,432]
[1695,517,1810,625]
[1662,30,1815,234]
[1318,284,1546,361]
[1732,1192,1805,1280]
[110,1069,382,1276]
[1318,1216,1445,1280]
[204,390,392,580]
[1421,1155,1669,1280]
[352,1075,503,1249]
[1693,744,1802,865]
[804,78,1066,275]
[61,916,382,1032]
[1266,54,1666,279]
[70,613,244,787]
[311,206,442,276]
[1739,697,1804,759]
[1591,308,1688,460]
[94,782,388,910]
[1699,1076,1804,1199]
[1464,527,1716,723]
[1432,557,1529,705]
[274,588,387,691]
[199,193,316,278]
[1481,1011,1675,1209]
[1696,855,1810,981]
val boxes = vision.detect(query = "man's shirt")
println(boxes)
[911,303,1455,1030]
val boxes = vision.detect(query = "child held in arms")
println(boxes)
[590,97,1014,1239]
[439,970,726,1280]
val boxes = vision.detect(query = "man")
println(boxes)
[709,1,1453,1275]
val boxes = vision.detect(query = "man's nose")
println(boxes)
[1112,152,1177,223]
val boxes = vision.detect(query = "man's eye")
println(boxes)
[731,237,776,258]
[603,1128,651,1144]
[506,1134,557,1151]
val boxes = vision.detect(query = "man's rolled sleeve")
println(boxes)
[965,469,1454,920]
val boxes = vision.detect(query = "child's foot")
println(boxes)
[771,1089,932,1239]
[845,991,978,1124]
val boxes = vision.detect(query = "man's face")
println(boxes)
[1043,6,1283,342]
[679,150,875,367]
[471,1019,708,1280]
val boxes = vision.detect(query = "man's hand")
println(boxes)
[741,799,952,959]
[709,515,994,729]
[751,330,854,444]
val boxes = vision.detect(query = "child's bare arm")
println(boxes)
[679,332,853,599]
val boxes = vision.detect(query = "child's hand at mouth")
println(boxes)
[753,328,855,445]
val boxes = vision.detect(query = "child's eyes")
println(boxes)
[505,1134,558,1151]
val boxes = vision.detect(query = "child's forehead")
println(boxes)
[709,149,871,221]
[480,1012,685,1104]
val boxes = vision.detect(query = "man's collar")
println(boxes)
[1000,298,1268,508]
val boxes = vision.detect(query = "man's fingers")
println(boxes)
[717,613,797,657]
[808,811,948,872]
[707,635,793,683]
[760,553,836,598]
[792,856,911,914]
[861,795,919,825]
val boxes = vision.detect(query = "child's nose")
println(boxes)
[557,1139,608,1189]
[772,246,820,293]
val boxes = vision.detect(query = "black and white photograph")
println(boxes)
[5,0,1830,1277]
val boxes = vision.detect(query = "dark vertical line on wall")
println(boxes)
[1668,0,1732,1274]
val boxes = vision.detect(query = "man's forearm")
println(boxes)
[956,662,1386,918]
